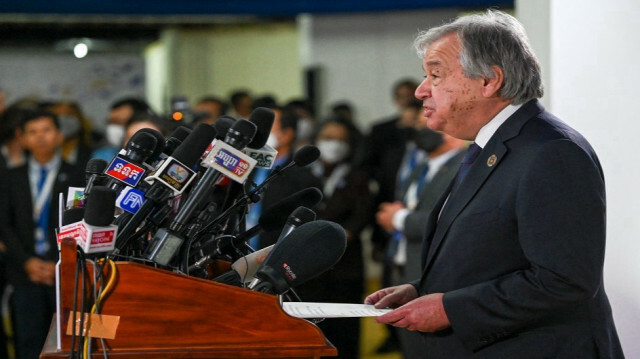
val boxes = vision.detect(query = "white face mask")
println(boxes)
[317,139,349,164]
[296,118,314,141]
[266,133,279,149]
[105,124,125,147]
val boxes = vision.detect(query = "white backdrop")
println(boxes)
[548,1,640,356]
[0,51,145,130]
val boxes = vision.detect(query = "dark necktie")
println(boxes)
[35,166,51,256]
[451,143,481,194]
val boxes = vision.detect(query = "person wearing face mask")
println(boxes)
[47,101,94,169]
[292,118,372,359]
[92,97,152,161]
[375,123,466,359]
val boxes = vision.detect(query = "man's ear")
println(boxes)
[481,66,504,98]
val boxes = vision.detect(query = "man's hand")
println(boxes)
[376,201,405,232]
[365,284,418,309]
[24,257,55,286]
[376,293,451,332]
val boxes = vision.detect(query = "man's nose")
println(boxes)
[415,81,430,100]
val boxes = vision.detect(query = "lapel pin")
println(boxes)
[487,154,498,167]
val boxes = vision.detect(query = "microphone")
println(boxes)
[213,116,237,140]
[248,220,347,294]
[276,206,316,242]
[293,145,321,167]
[163,126,192,157]
[170,119,257,233]
[242,107,277,169]
[57,186,119,253]
[144,120,257,266]
[215,206,317,285]
[136,128,166,167]
[61,207,85,226]
[83,158,108,199]
[189,188,322,272]
[229,188,322,246]
[104,131,157,192]
[247,107,274,149]
[114,123,217,252]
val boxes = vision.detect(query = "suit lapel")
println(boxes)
[422,100,545,271]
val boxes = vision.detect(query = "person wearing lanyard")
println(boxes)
[0,109,83,359]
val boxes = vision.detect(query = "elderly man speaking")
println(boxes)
[366,10,624,359]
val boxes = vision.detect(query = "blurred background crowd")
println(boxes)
[1,0,639,358]
[0,78,445,358]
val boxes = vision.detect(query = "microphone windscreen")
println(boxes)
[171,123,217,168]
[288,206,316,226]
[83,186,117,226]
[164,126,192,156]
[125,131,157,155]
[213,116,237,140]
[247,107,275,149]
[258,187,323,231]
[85,158,108,175]
[259,220,346,292]
[62,207,85,226]
[225,119,257,149]
[169,126,191,142]
[136,128,166,161]
[293,145,320,167]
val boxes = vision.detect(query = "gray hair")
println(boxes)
[413,10,543,105]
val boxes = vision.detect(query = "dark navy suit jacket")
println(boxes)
[411,100,624,358]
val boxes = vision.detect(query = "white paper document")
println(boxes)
[282,302,393,318]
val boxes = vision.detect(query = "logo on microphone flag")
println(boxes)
[243,144,278,169]
[116,187,146,214]
[106,155,145,187]
[202,140,257,184]
[215,149,251,176]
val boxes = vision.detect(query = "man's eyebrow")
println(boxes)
[426,60,442,67]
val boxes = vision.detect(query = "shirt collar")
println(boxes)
[474,103,523,148]
[427,147,461,172]
[28,151,62,172]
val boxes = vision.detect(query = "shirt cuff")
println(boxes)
[392,208,411,231]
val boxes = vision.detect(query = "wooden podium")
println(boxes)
[40,239,337,358]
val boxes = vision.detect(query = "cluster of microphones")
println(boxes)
[56,107,347,296]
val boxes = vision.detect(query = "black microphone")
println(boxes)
[62,207,85,226]
[104,131,157,192]
[122,131,157,165]
[190,188,322,271]
[213,115,237,140]
[213,206,317,285]
[169,119,257,234]
[163,126,192,157]
[249,220,346,294]
[293,145,321,167]
[114,123,217,252]
[136,128,166,167]
[276,206,316,242]
[144,120,256,266]
[247,107,275,149]
[189,188,322,272]
[83,158,108,199]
